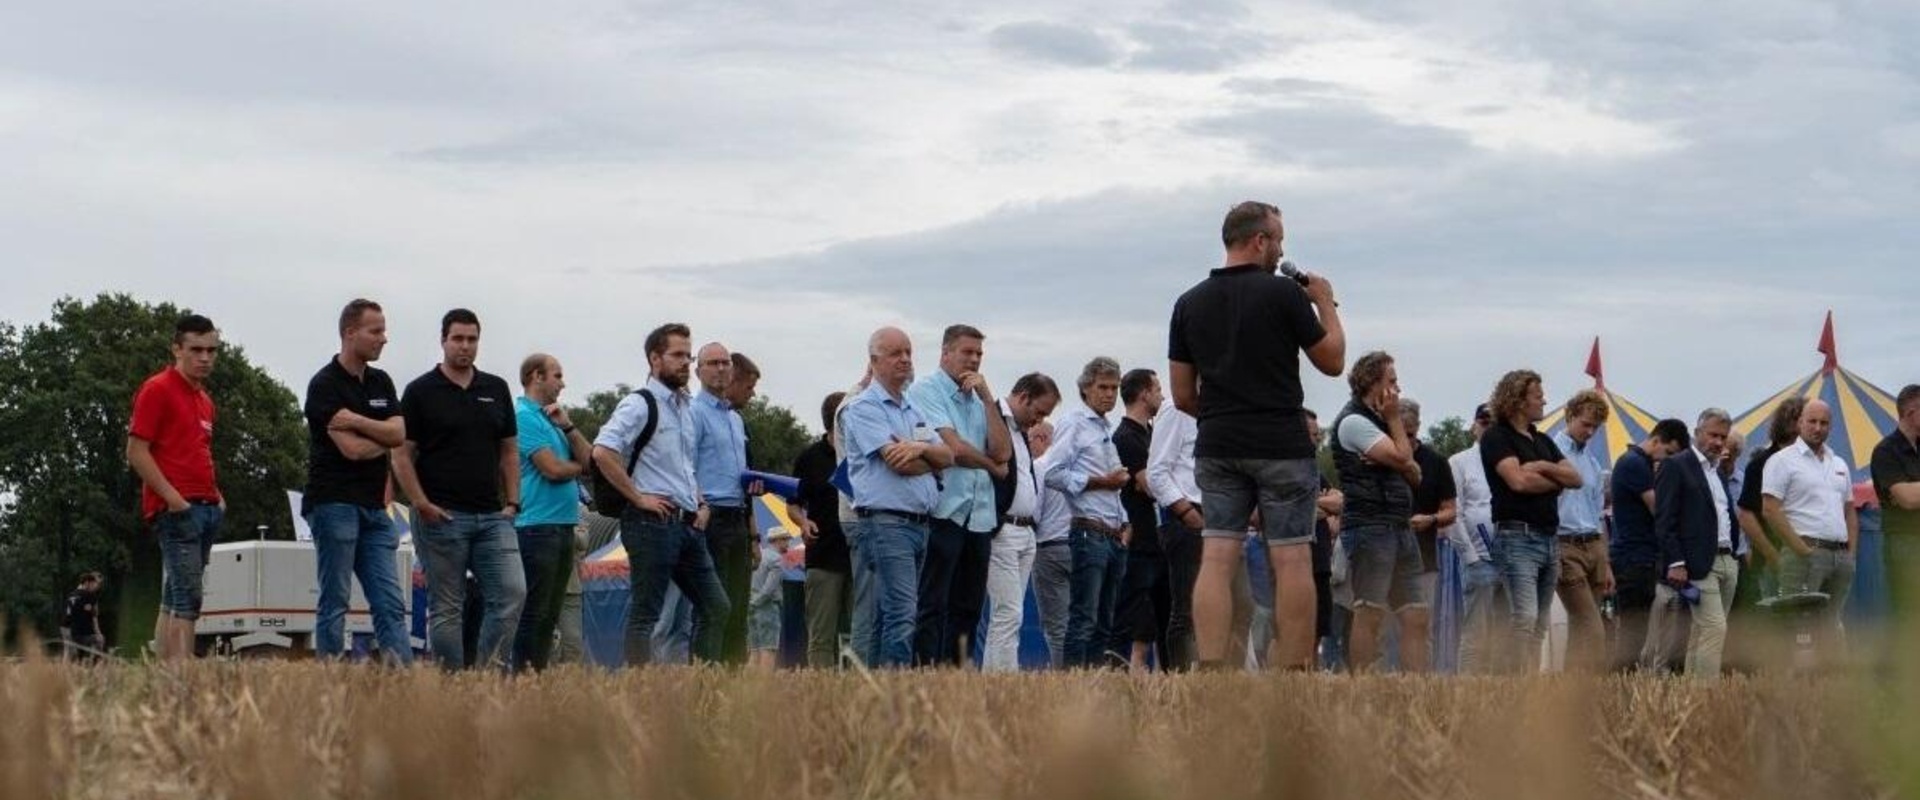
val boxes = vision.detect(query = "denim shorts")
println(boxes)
[1346,524,1428,610]
[1194,457,1317,545]
[155,504,223,620]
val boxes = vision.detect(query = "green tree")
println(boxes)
[0,294,306,654]
[564,383,632,444]
[741,397,813,475]
[1425,416,1475,459]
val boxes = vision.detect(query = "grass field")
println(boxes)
[5,659,1919,800]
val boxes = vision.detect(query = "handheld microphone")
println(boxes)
[1279,260,1337,306]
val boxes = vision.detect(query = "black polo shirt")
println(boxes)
[1872,431,1920,538]
[1115,416,1161,555]
[400,366,517,513]
[1739,444,1777,515]
[1479,422,1566,531]
[1168,263,1327,460]
[792,438,850,574]
[302,357,399,514]
[1411,441,1457,571]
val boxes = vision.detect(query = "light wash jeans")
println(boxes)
[1494,523,1557,673]
[416,510,526,671]
[308,502,410,663]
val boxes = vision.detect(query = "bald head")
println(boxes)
[696,342,732,394]
[867,327,914,393]
[1799,399,1833,451]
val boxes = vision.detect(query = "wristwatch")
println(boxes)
[505,501,522,513]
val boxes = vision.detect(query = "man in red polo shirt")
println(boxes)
[126,314,224,660]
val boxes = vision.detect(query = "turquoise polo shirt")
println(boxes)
[515,396,581,527]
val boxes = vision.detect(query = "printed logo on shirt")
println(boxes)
[479,396,497,403]
[369,399,391,409]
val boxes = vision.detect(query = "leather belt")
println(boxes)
[1071,517,1123,537]
[628,507,699,527]
[1037,540,1069,549]
[1003,515,1037,529]
[1716,546,1735,556]
[1559,532,1602,545]
[858,508,933,526]
[707,505,750,519]
[1801,537,1849,552]
[1496,522,1554,536]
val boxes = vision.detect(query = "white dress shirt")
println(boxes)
[1146,399,1200,510]
[1761,438,1853,543]
[1033,453,1071,544]
[1697,446,1734,550]
[999,398,1038,519]
[1445,444,1494,564]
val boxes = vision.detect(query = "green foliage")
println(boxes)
[1426,416,1475,459]
[0,294,306,653]
[741,397,812,475]
[565,383,632,444]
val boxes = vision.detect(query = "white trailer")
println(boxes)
[194,540,417,656]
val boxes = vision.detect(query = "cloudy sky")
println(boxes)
[3,0,1914,436]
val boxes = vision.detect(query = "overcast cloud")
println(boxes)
[1,0,1913,438]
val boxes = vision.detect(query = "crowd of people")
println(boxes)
[118,200,1920,676]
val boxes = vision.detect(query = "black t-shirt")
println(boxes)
[400,366,517,513]
[303,357,399,514]
[1610,445,1659,566]
[1167,264,1328,460]
[1411,442,1457,571]
[1479,422,1566,531]
[1738,445,1777,515]
[1872,431,1920,539]
[1115,416,1160,555]
[65,588,99,634]
[793,438,850,573]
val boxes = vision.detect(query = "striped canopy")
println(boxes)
[1731,313,1896,479]
[1732,366,1896,479]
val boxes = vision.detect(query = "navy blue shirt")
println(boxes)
[1609,445,1658,566]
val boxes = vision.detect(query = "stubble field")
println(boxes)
[3,659,1917,800]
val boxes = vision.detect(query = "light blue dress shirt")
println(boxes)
[1553,430,1606,535]
[840,381,940,516]
[692,390,749,508]
[592,378,700,512]
[1044,406,1126,528]
[907,369,995,532]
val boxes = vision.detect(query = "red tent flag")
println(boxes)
[1584,337,1605,389]
[1817,310,1838,374]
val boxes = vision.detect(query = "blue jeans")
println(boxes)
[1457,558,1504,674]
[156,503,222,620]
[857,514,929,668]
[620,511,730,666]
[308,503,410,663]
[511,523,575,671]
[1494,524,1558,673]
[650,583,694,664]
[1066,528,1125,668]
[847,519,877,665]
[416,511,527,671]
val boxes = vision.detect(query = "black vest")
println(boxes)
[1331,399,1414,529]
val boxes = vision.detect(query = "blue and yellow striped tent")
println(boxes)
[1732,314,1897,479]
[1539,339,1664,468]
